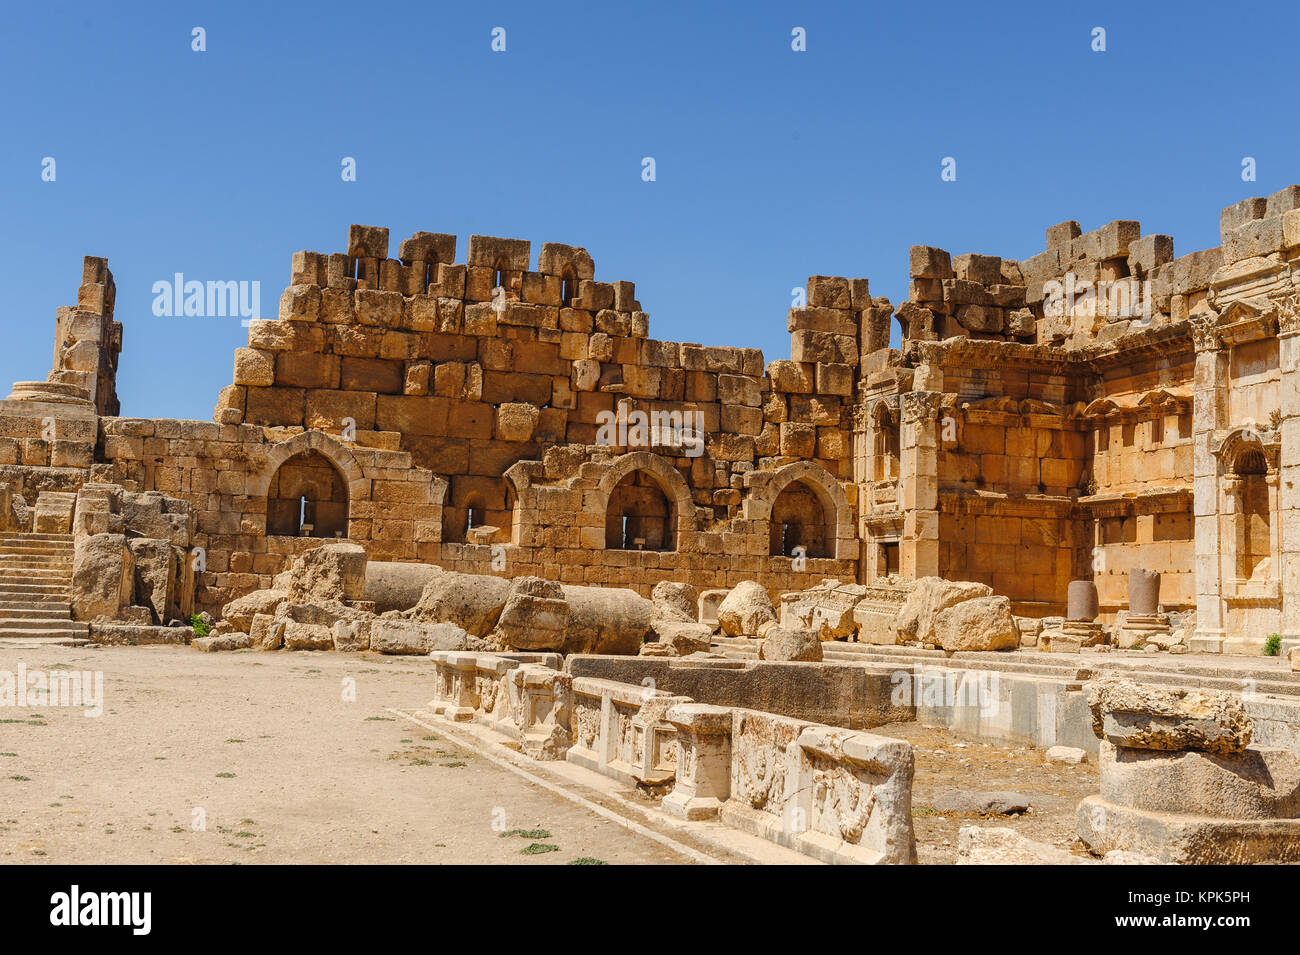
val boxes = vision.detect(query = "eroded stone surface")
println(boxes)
[1087,678,1252,756]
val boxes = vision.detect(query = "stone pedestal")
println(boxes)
[1115,613,1174,649]
[1062,619,1105,646]
[1116,569,1174,649]
[662,704,732,821]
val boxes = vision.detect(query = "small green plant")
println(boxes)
[500,828,551,840]
[521,843,560,855]
[567,857,608,865]
[216,772,236,778]
[189,614,210,637]
[1264,633,1283,656]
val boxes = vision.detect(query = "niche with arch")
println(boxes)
[768,479,832,558]
[605,470,675,551]
[266,450,349,538]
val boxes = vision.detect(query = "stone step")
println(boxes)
[0,587,73,599]
[0,605,72,618]
[0,570,73,581]
[0,617,77,631]
[0,636,90,648]
[0,625,88,640]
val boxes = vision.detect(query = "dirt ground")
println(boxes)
[0,643,1096,866]
[0,643,682,865]
[876,720,1100,864]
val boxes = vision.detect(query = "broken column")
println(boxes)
[1114,568,1175,650]
[1050,579,1105,651]
[1076,678,1300,863]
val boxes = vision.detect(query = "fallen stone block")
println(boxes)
[89,623,192,646]
[370,619,469,655]
[933,595,1019,651]
[779,580,865,640]
[651,580,698,622]
[931,790,1030,816]
[194,632,254,652]
[287,541,368,604]
[251,613,285,651]
[717,581,777,637]
[282,621,333,650]
[221,589,288,633]
[758,627,823,662]
[492,577,569,650]
[1087,678,1252,756]
[646,621,713,656]
[893,577,992,645]
[698,589,727,627]
[1045,745,1088,765]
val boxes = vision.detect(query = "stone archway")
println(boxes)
[595,451,696,551]
[250,431,366,539]
[769,479,830,557]
[745,460,855,560]
[266,449,349,537]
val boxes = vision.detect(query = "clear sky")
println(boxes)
[2,0,1297,421]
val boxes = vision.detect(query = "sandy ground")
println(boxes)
[877,720,1100,864]
[0,644,1095,866]
[0,644,682,865]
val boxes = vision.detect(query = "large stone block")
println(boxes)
[717,581,777,637]
[1087,679,1251,756]
[71,533,134,622]
[892,577,993,645]
[287,542,367,604]
[932,595,1019,651]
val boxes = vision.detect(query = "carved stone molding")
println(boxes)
[1190,314,1223,353]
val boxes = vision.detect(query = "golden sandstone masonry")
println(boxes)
[4,188,1300,656]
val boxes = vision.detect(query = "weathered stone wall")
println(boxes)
[4,187,1300,649]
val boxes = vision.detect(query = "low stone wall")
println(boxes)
[427,650,568,758]
[567,677,688,787]
[564,654,912,730]
[903,664,1097,753]
[427,651,917,864]
[667,704,916,864]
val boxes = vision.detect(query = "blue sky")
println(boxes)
[2,0,1297,421]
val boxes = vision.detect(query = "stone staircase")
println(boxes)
[711,635,1300,700]
[0,532,88,644]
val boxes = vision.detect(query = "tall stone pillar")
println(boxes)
[900,391,941,579]
[1273,286,1300,653]
[1190,315,1228,652]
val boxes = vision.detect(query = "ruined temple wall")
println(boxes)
[213,227,867,533]
[92,413,857,613]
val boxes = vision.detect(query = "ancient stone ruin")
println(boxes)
[9,188,1300,865]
